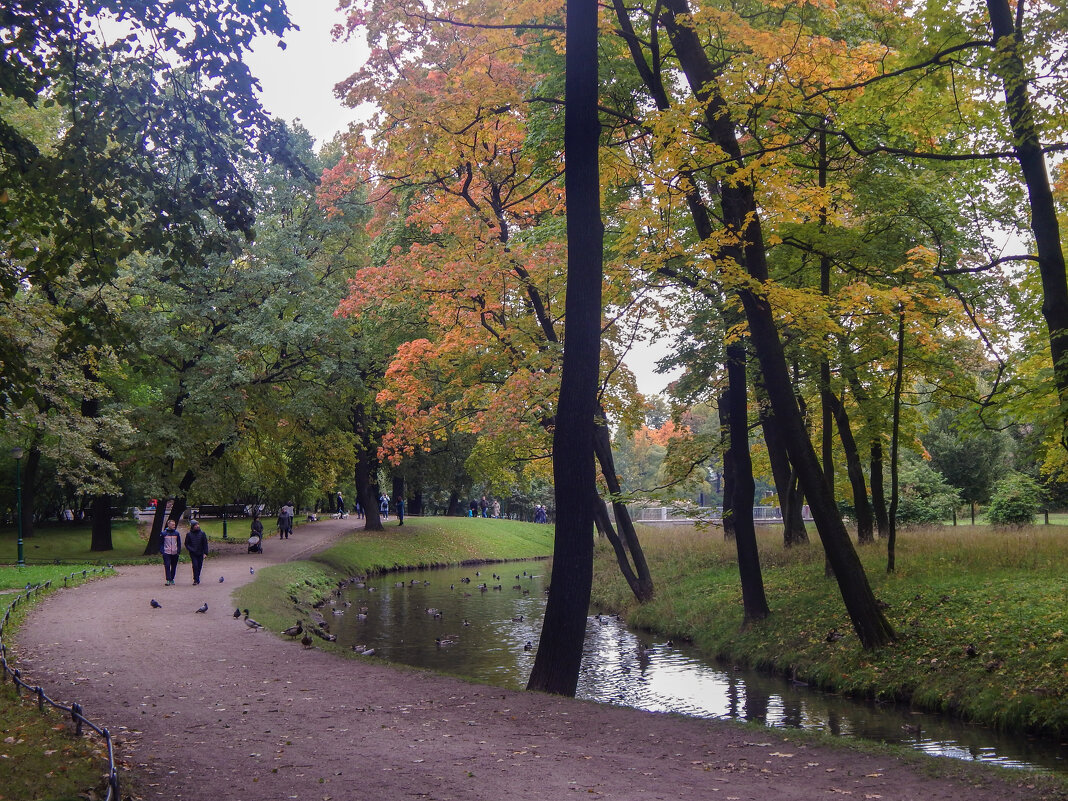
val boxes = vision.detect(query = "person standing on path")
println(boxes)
[184,520,209,585]
[336,491,346,518]
[396,496,404,526]
[277,503,292,539]
[160,519,182,585]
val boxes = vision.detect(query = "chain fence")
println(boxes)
[0,567,120,801]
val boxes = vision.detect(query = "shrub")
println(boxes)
[987,472,1044,526]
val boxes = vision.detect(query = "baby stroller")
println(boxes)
[247,533,263,554]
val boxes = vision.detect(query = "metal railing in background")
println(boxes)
[0,568,120,801]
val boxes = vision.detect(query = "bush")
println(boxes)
[896,454,960,525]
[987,472,1044,526]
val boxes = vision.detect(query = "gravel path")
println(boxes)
[12,519,1053,801]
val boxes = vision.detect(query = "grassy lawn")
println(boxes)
[0,517,251,567]
[591,523,1068,737]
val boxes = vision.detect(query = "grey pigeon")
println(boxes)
[195,602,208,614]
[150,599,162,609]
[218,576,225,583]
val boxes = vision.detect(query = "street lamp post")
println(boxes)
[11,447,24,567]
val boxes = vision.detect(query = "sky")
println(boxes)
[245,2,680,396]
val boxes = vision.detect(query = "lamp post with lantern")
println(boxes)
[11,447,24,567]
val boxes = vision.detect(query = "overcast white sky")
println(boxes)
[245,3,679,396]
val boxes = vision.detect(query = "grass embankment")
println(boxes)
[234,516,554,640]
[591,524,1068,737]
[0,565,116,801]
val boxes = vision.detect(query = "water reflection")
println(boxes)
[327,560,1065,774]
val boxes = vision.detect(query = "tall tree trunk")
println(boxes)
[527,0,601,695]
[82,388,114,551]
[869,440,889,539]
[718,392,735,540]
[887,308,906,573]
[757,388,808,546]
[353,404,382,531]
[725,338,769,624]
[826,389,875,543]
[19,446,40,539]
[446,490,460,517]
[659,0,894,647]
[986,0,1068,448]
[592,409,654,601]
[89,494,113,552]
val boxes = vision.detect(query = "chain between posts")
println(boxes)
[0,568,120,801]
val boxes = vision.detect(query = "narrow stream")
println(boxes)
[314,560,1066,774]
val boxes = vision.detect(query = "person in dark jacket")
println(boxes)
[160,519,182,586]
[184,520,209,585]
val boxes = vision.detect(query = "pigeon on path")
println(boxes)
[150,599,162,609]
[233,607,242,619]
[195,602,208,614]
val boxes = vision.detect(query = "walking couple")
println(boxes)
[160,519,210,586]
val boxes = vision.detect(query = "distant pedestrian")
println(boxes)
[336,491,346,518]
[184,520,209,585]
[160,519,182,586]
[355,501,363,519]
[396,497,405,526]
[277,504,293,539]
[479,496,489,518]
[491,498,500,519]
[379,493,390,521]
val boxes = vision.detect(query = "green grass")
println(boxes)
[0,566,116,801]
[233,515,554,648]
[591,523,1068,738]
[0,517,255,566]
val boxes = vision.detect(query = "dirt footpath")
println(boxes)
[12,519,1054,801]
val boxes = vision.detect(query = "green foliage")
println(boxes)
[591,523,1068,737]
[896,453,960,526]
[987,472,1045,527]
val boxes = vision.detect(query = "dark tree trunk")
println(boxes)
[352,403,382,531]
[826,389,875,543]
[986,0,1068,447]
[592,409,654,601]
[718,392,735,540]
[757,389,808,546]
[869,440,889,539]
[527,0,601,696]
[658,0,894,647]
[724,339,769,624]
[446,490,460,516]
[887,308,906,573]
[19,446,40,539]
[89,494,114,552]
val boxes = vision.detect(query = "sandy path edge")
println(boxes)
[10,519,1053,801]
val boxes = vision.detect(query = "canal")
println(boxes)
[312,559,1065,774]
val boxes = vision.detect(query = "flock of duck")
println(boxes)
[274,568,544,658]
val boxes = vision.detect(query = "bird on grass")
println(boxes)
[195,602,208,614]
[150,599,162,609]
[281,621,304,637]
[243,610,264,631]
[233,607,242,619]
[311,627,337,642]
